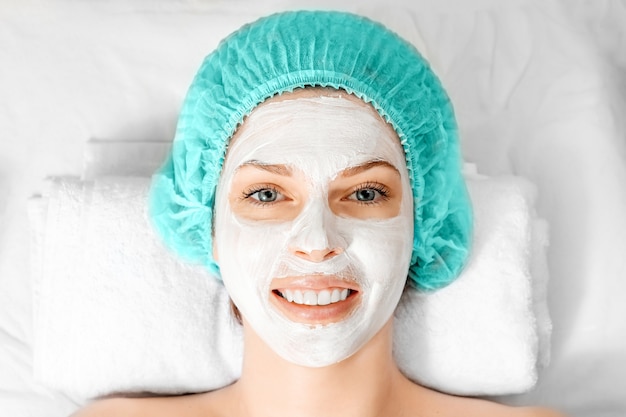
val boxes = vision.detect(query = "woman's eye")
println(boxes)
[347,183,389,204]
[254,189,279,202]
[354,188,378,202]
[245,187,284,204]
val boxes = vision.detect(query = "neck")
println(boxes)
[232,319,410,417]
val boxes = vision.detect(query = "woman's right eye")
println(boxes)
[244,186,285,204]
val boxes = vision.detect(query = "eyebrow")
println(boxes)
[238,160,293,176]
[340,160,400,177]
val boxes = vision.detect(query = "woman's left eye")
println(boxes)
[347,183,389,203]
[354,188,378,202]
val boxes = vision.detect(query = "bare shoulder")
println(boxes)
[70,397,144,417]
[516,406,569,417]
[450,397,568,417]
[404,383,567,417]
[454,397,568,417]
[70,392,224,417]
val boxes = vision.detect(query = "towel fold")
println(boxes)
[28,167,550,399]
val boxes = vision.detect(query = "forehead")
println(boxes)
[223,88,406,178]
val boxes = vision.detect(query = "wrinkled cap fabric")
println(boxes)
[149,10,473,291]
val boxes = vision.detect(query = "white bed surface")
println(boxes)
[1,1,625,416]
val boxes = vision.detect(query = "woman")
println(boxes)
[75,10,565,417]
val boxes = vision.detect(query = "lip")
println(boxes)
[269,275,361,325]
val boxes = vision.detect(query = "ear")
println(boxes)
[213,242,219,263]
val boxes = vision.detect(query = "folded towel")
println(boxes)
[31,177,243,399]
[28,168,550,399]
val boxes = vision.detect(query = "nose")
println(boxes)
[287,199,346,263]
[291,247,344,262]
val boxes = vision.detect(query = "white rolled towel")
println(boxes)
[28,169,550,399]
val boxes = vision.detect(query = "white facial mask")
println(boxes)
[214,95,413,367]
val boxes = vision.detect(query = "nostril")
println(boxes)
[323,248,343,260]
[293,250,309,259]
[291,248,342,262]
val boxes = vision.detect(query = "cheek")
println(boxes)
[217,222,281,313]
[218,215,290,284]
[343,217,413,285]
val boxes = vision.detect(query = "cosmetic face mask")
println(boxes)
[214,94,413,367]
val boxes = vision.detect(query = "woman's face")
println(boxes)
[213,89,414,367]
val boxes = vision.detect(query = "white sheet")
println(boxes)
[1,0,625,416]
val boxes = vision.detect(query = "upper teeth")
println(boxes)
[279,289,350,306]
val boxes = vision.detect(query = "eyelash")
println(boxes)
[241,184,282,205]
[240,182,390,206]
[350,182,390,204]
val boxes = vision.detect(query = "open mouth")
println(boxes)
[269,276,360,324]
[273,288,355,306]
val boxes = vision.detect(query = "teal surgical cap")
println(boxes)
[149,10,473,291]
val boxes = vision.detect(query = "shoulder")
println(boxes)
[70,393,222,417]
[70,389,232,417]
[404,384,567,417]
[71,397,143,417]
[460,399,568,417]
[516,406,569,417]
[460,398,565,417]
